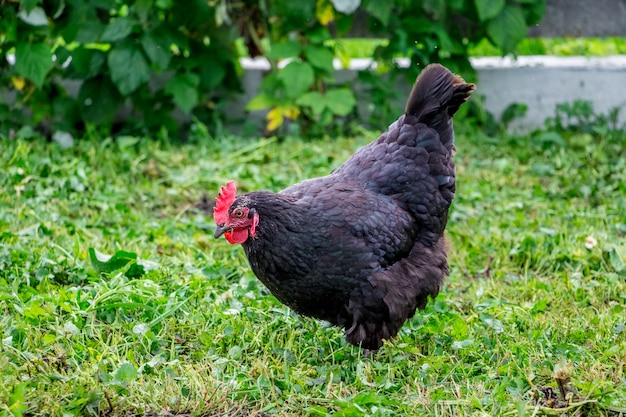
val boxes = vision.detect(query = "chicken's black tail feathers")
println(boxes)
[404,64,475,149]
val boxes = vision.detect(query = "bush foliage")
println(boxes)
[0,0,545,138]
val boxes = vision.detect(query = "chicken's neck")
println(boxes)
[239,191,301,238]
[237,191,316,298]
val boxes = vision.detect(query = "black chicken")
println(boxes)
[214,64,475,352]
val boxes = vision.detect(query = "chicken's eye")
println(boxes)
[233,208,244,218]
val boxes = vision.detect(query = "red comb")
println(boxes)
[214,181,237,224]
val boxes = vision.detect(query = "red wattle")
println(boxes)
[228,228,249,244]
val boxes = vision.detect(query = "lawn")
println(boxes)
[1,119,625,416]
[329,37,626,58]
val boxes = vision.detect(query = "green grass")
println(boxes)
[330,37,626,58]
[1,121,626,416]
[470,37,626,57]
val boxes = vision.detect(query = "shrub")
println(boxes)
[0,0,545,139]
[1,0,241,138]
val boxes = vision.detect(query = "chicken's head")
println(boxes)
[213,181,259,244]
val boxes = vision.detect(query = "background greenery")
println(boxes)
[1,0,545,139]
[1,101,626,416]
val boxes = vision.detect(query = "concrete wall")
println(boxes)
[527,0,626,37]
[472,56,626,131]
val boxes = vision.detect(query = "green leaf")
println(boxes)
[78,76,122,124]
[364,0,392,25]
[422,0,446,20]
[447,0,465,10]
[487,4,527,54]
[247,93,276,111]
[88,248,137,274]
[324,88,356,116]
[271,0,317,30]
[14,43,53,88]
[296,91,325,114]
[333,12,355,35]
[8,382,28,414]
[155,0,173,9]
[306,405,331,416]
[534,131,565,147]
[606,247,625,272]
[92,0,114,8]
[266,41,302,59]
[116,136,141,148]
[164,72,200,113]
[501,102,528,126]
[10,328,26,348]
[107,43,151,95]
[306,26,332,44]
[522,0,546,26]
[474,0,505,21]
[23,301,50,319]
[0,232,15,242]
[353,391,382,405]
[70,48,106,78]
[125,263,146,278]
[100,17,135,42]
[197,49,228,90]
[434,26,464,54]
[114,363,138,385]
[64,21,105,44]
[604,344,621,357]
[0,10,18,43]
[304,45,335,73]
[141,32,171,70]
[530,298,548,314]
[259,71,282,92]
[133,0,153,23]
[20,0,42,13]
[332,403,365,417]
[277,61,315,98]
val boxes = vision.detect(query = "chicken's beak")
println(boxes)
[214,224,229,239]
